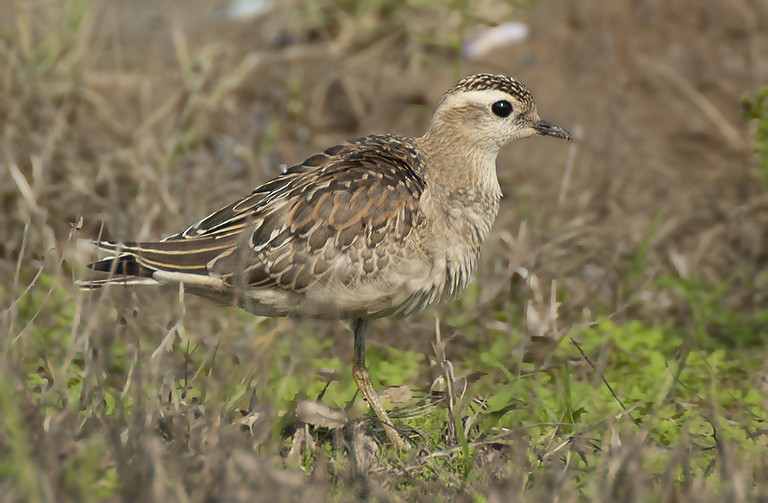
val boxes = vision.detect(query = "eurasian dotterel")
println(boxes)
[80,73,572,449]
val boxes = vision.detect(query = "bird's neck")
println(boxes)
[414,127,503,259]
[415,127,502,199]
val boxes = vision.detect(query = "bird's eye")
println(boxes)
[491,100,512,118]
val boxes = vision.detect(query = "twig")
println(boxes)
[569,337,640,426]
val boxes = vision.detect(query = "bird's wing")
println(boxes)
[86,135,427,293]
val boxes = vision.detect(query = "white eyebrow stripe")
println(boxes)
[441,89,515,109]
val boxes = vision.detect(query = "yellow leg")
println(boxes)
[351,319,408,450]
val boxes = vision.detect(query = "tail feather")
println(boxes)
[78,237,235,290]
[88,253,150,276]
[78,245,160,290]
[93,238,232,274]
[77,276,161,290]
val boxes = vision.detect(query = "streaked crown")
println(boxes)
[447,73,533,107]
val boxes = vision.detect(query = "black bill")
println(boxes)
[533,120,572,141]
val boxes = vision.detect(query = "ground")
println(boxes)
[1,0,768,501]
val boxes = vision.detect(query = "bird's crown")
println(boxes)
[447,73,533,108]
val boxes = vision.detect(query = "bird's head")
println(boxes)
[428,73,571,150]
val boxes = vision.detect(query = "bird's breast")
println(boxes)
[416,185,501,306]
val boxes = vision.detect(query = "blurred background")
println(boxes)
[1,0,767,500]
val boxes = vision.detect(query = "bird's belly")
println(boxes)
[232,243,477,320]
[306,248,475,319]
[301,260,438,319]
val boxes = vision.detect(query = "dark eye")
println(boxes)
[491,100,512,118]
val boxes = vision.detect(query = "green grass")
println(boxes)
[4,270,768,500]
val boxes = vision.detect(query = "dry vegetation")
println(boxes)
[2,0,768,501]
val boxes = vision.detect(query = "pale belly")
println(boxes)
[229,246,476,321]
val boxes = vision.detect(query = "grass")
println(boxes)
[744,86,768,190]
[2,0,768,501]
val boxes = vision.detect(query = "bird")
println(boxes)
[79,73,571,450]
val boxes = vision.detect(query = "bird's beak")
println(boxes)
[533,120,572,141]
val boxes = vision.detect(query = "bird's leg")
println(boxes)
[351,318,408,450]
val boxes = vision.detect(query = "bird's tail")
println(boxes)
[77,237,231,290]
[76,241,162,290]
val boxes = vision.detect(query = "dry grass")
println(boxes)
[2,0,768,501]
